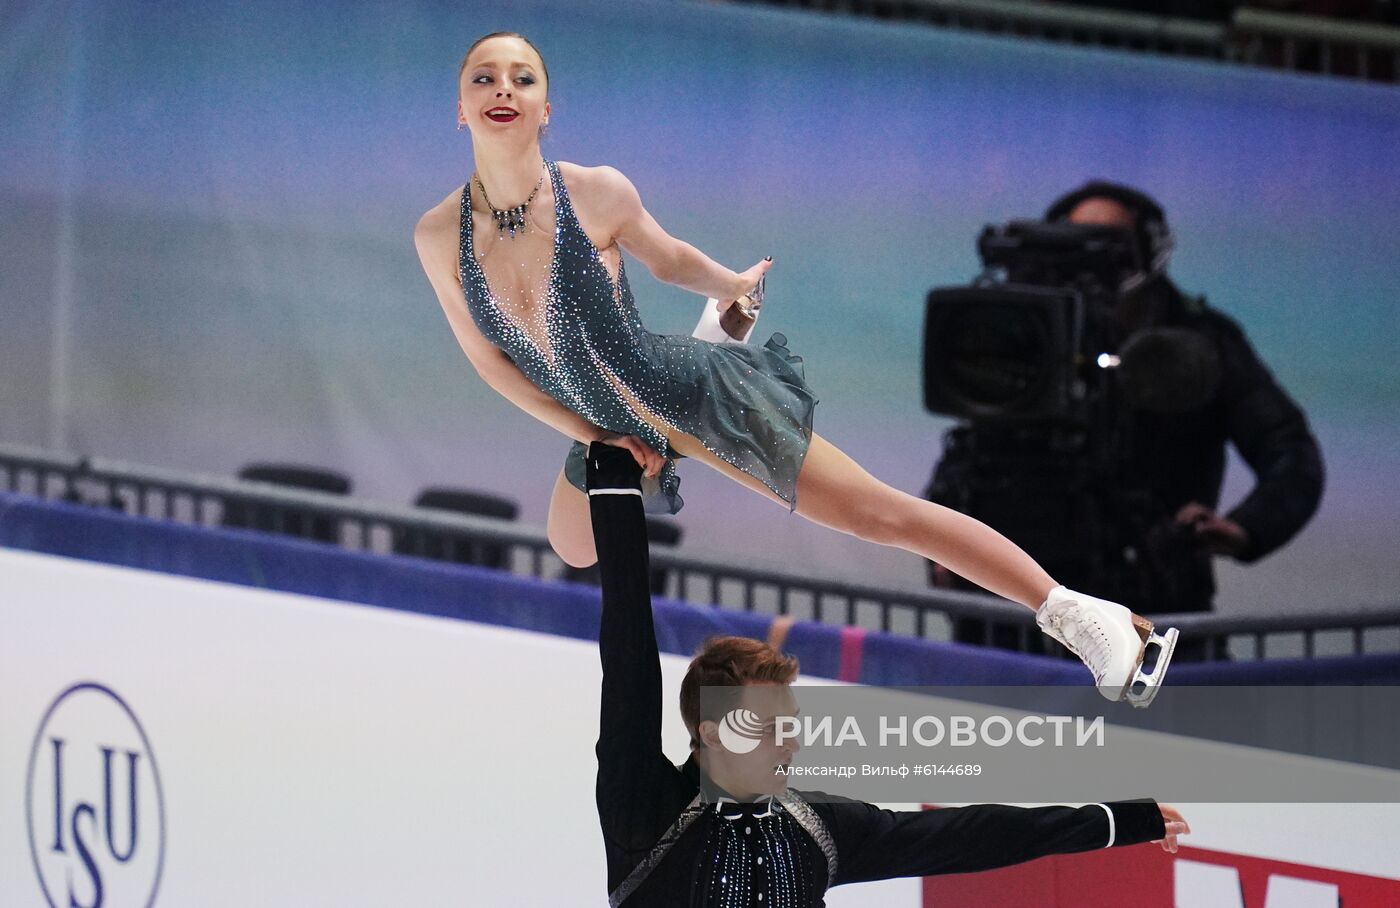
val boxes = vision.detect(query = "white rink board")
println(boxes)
[1,548,1397,907]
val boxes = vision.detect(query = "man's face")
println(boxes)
[1067,196,1137,230]
[703,682,802,797]
[1067,195,1159,318]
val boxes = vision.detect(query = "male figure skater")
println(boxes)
[587,441,1188,906]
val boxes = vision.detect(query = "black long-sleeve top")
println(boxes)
[587,442,1167,907]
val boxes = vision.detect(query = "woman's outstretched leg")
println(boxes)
[791,433,1057,609]
[669,428,1177,704]
[667,430,1055,609]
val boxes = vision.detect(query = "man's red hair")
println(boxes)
[679,635,799,749]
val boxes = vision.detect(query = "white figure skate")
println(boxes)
[692,275,763,344]
[1037,586,1179,708]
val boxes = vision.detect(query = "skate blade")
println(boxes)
[1124,627,1179,709]
[1106,615,1156,702]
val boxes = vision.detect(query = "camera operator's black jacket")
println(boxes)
[927,280,1324,616]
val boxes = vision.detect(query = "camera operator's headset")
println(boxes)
[1044,181,1175,293]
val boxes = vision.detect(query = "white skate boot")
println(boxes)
[1036,586,1179,708]
[692,275,764,344]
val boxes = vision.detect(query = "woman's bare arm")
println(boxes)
[413,195,606,447]
[575,165,767,302]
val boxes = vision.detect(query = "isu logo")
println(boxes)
[26,682,166,908]
[716,708,766,754]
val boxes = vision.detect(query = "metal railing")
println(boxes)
[744,0,1227,53]
[2,441,1397,662]
[1231,8,1400,80]
[724,0,1400,82]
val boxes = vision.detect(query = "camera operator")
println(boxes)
[925,181,1324,657]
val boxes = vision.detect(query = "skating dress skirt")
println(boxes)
[458,160,818,515]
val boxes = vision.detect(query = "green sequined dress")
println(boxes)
[459,161,817,514]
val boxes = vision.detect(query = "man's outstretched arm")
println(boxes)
[819,796,1177,885]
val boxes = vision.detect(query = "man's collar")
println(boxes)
[682,754,777,816]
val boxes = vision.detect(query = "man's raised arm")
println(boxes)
[589,442,686,873]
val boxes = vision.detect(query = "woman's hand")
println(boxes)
[1153,804,1191,853]
[717,257,773,314]
[596,432,668,480]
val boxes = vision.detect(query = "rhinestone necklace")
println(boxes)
[474,165,545,238]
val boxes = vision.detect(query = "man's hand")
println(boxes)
[596,432,667,480]
[1153,804,1191,853]
[1175,502,1250,557]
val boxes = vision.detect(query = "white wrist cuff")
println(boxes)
[1095,803,1116,848]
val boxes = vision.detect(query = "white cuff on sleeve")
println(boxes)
[1095,803,1116,848]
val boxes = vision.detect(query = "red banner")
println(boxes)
[922,842,1400,907]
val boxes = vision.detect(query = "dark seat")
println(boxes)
[222,463,352,543]
[562,517,683,594]
[393,486,520,569]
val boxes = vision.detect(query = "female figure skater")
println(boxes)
[413,32,1177,705]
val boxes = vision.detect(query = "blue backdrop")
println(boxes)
[2,0,1396,615]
